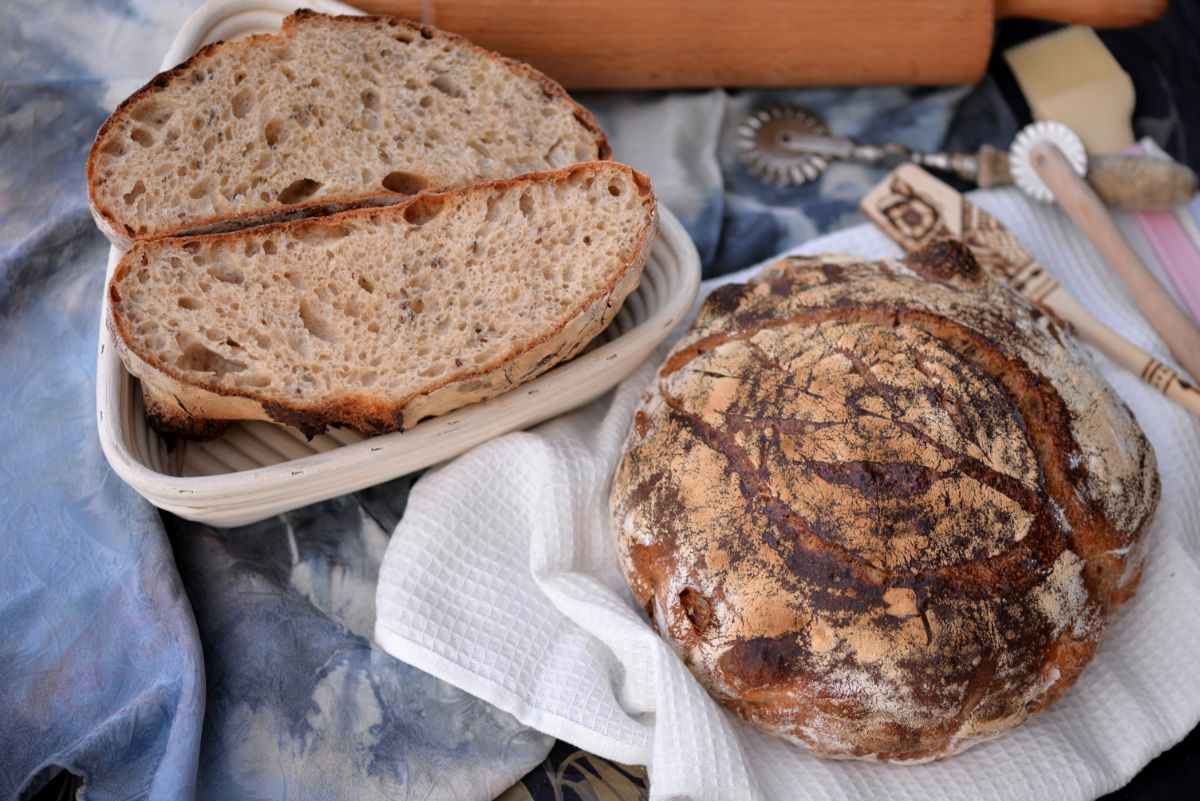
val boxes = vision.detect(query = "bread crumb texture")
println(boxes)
[610,241,1160,762]
[109,163,655,434]
[89,11,605,241]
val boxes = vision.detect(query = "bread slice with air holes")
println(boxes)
[87,9,610,249]
[107,162,656,438]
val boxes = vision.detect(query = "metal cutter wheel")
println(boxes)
[737,103,1004,189]
[737,105,832,187]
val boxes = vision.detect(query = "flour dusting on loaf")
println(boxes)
[610,240,1159,762]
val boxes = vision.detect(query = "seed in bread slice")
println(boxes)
[107,162,656,437]
[87,10,609,248]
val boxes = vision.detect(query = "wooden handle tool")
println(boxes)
[349,0,1168,89]
[863,165,1200,419]
[975,147,1197,210]
[1029,140,1200,384]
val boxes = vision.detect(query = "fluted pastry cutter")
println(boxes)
[737,104,1195,209]
[1007,120,1200,383]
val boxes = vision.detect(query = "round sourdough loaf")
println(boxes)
[609,239,1160,762]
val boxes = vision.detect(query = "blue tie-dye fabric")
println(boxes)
[0,2,1015,799]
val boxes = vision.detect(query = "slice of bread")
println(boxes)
[87,10,609,248]
[107,162,656,437]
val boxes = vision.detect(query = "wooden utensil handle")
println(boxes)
[1031,141,1200,383]
[1087,157,1198,211]
[996,0,1167,25]
[1044,287,1200,416]
[350,0,1165,89]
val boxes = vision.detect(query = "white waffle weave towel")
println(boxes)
[376,189,1200,801]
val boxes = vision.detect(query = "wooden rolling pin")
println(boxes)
[351,0,1168,89]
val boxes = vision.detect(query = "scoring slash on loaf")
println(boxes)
[87,9,609,249]
[610,239,1160,762]
[107,162,657,437]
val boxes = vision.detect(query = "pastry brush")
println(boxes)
[1004,26,1136,155]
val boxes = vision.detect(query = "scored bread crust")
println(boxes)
[107,162,657,438]
[610,240,1160,762]
[87,9,611,250]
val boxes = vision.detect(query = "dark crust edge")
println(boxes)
[109,161,656,437]
[141,382,230,441]
[86,9,611,245]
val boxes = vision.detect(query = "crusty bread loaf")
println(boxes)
[108,162,656,437]
[610,240,1159,762]
[87,10,609,248]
